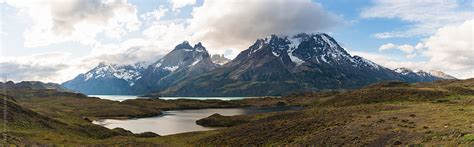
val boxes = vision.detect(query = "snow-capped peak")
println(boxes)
[352,56,381,70]
[84,62,144,86]
[394,67,413,75]
[152,41,216,72]
[173,41,193,50]
[243,33,373,67]
[193,42,207,53]
[393,67,456,80]
[248,39,266,55]
[428,70,457,79]
[320,34,337,49]
[394,68,429,77]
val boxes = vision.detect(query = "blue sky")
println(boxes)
[0,0,473,82]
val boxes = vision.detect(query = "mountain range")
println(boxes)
[62,33,456,96]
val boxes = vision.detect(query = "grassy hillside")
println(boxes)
[0,90,169,145]
[0,88,289,145]
[191,79,474,145]
[0,79,473,145]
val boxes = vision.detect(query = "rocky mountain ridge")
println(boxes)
[62,33,456,96]
[63,41,218,95]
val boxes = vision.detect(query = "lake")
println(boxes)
[89,95,255,101]
[93,106,300,135]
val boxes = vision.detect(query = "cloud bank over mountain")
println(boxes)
[0,0,472,82]
[187,0,342,51]
[357,20,474,79]
[1,0,343,82]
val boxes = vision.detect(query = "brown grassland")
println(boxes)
[0,79,473,145]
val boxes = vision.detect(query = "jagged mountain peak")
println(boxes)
[90,62,146,71]
[97,61,108,67]
[62,41,217,95]
[394,67,431,77]
[251,33,340,49]
[395,67,426,75]
[240,33,365,68]
[174,41,193,50]
[151,41,217,74]
[194,42,204,48]
[89,62,116,76]
[62,61,147,94]
[82,62,145,86]
[193,42,208,53]
[394,67,413,75]
[171,41,208,53]
[93,62,123,69]
[64,33,457,96]
[157,33,411,96]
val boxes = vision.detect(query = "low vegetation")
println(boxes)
[0,88,291,145]
[196,113,252,127]
[121,96,289,111]
[0,79,473,145]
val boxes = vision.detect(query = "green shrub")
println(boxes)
[464,134,474,141]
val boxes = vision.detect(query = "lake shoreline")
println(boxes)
[88,97,295,120]
[93,105,303,135]
[89,94,274,101]
[87,95,304,136]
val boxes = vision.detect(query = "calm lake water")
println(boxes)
[89,95,254,101]
[93,106,300,135]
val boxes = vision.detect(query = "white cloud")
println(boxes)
[0,38,168,83]
[398,44,414,53]
[187,0,343,52]
[87,38,166,66]
[169,0,196,11]
[373,32,405,39]
[0,53,78,82]
[405,53,416,59]
[141,22,191,54]
[422,19,474,74]
[351,51,425,69]
[141,7,168,25]
[143,23,189,43]
[362,0,473,38]
[4,0,141,48]
[137,0,343,57]
[1,0,345,83]
[378,43,397,51]
[359,20,474,79]
[378,43,416,58]
[414,43,425,51]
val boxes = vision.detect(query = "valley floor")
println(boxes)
[1,79,473,145]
